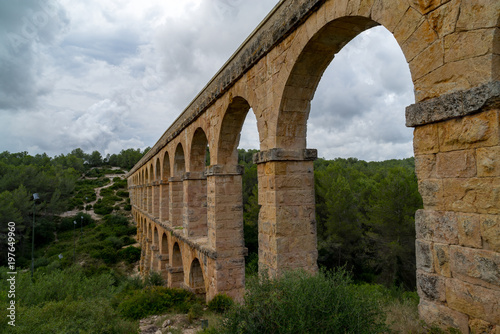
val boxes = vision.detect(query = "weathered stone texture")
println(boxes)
[419,299,470,334]
[481,215,500,252]
[446,278,500,324]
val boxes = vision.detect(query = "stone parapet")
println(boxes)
[406,81,500,127]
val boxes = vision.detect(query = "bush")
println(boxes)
[118,246,141,264]
[208,294,233,314]
[117,286,196,320]
[218,268,388,334]
[144,271,164,287]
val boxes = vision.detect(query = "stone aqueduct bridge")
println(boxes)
[127,0,500,331]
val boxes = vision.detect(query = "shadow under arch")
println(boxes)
[170,242,184,288]
[189,258,206,298]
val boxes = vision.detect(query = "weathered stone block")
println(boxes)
[414,55,498,102]
[415,154,438,179]
[439,110,499,151]
[443,178,500,214]
[417,270,446,301]
[436,149,477,178]
[401,19,438,62]
[457,212,482,248]
[433,242,451,277]
[469,318,495,334]
[418,179,444,209]
[450,245,500,290]
[445,28,497,63]
[456,0,500,31]
[371,0,409,32]
[418,299,470,334]
[415,209,459,244]
[410,39,444,81]
[393,7,424,44]
[413,124,440,154]
[477,146,500,177]
[446,277,500,324]
[427,0,461,38]
[416,239,435,272]
[481,214,500,252]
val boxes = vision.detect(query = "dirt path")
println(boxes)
[60,169,128,220]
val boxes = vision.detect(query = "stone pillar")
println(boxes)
[160,181,169,222]
[407,82,500,332]
[144,237,152,273]
[147,183,152,214]
[169,177,184,226]
[253,148,318,277]
[206,165,246,300]
[153,182,160,219]
[183,172,208,238]
[150,244,159,271]
[158,254,169,280]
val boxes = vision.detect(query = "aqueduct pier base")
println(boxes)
[128,0,500,332]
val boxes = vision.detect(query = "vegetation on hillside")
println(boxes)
[0,148,449,333]
[0,148,149,267]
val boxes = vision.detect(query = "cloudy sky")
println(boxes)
[0,0,415,161]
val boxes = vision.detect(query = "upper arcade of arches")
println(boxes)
[128,0,498,174]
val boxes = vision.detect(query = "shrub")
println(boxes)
[118,246,141,264]
[188,303,204,323]
[144,271,164,287]
[218,268,388,334]
[117,286,196,320]
[208,294,233,314]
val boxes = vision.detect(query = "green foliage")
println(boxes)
[314,157,422,289]
[218,268,388,334]
[144,270,165,287]
[208,294,234,314]
[188,303,204,322]
[117,246,141,264]
[117,286,196,320]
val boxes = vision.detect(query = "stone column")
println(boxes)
[147,183,153,214]
[253,148,318,278]
[183,172,208,238]
[206,165,246,300]
[150,244,159,271]
[158,254,169,280]
[153,181,160,219]
[407,82,500,332]
[160,180,169,222]
[169,177,184,226]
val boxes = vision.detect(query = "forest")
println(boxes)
[0,148,148,268]
[0,148,428,333]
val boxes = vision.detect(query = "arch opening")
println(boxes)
[189,258,206,298]
[216,96,260,278]
[279,17,420,290]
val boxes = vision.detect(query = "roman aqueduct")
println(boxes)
[127,0,499,331]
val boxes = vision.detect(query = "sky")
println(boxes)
[0,0,415,161]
